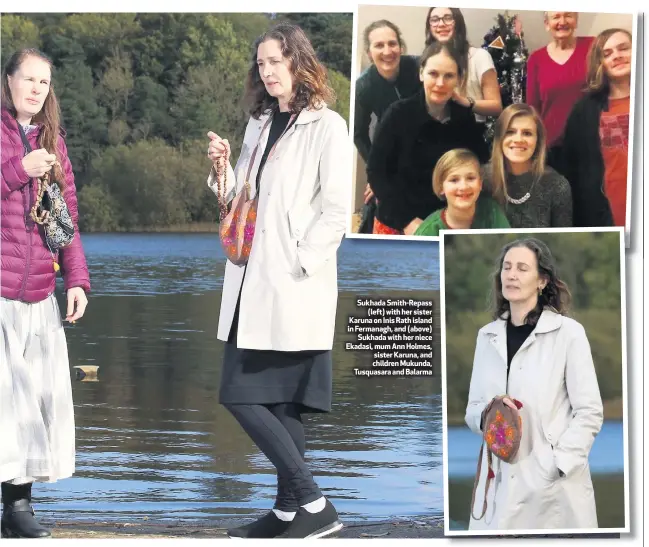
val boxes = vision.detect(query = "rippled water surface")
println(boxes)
[38,234,442,523]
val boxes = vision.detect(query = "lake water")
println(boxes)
[446,421,626,530]
[36,234,442,523]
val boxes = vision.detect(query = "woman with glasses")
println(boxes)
[425,7,503,134]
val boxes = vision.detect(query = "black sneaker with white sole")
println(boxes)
[276,499,343,539]
[227,511,292,539]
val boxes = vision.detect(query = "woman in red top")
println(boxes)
[525,12,593,174]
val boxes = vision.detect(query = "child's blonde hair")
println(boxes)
[432,148,481,198]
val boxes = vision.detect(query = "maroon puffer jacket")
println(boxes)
[1,107,90,303]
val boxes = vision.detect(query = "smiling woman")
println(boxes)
[483,103,573,229]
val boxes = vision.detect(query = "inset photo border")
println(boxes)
[439,227,629,535]
[347,7,638,246]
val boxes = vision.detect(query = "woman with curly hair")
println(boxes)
[1,48,90,538]
[204,23,348,539]
[465,238,603,530]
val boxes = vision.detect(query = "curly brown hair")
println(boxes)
[2,48,65,187]
[245,23,335,119]
[490,238,572,326]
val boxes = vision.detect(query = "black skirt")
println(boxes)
[218,281,333,413]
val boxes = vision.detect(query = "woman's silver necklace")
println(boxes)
[506,176,538,205]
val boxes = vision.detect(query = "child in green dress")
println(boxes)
[414,148,509,236]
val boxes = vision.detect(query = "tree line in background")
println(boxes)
[443,232,623,421]
[2,13,352,231]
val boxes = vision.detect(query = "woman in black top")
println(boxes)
[205,24,347,540]
[367,41,489,235]
[354,20,420,233]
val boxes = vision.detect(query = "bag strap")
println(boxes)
[470,441,494,521]
[246,111,298,194]
[17,122,33,153]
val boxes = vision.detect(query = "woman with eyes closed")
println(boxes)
[424,7,503,134]
[204,24,347,540]
[366,41,489,236]
[466,238,602,530]
[354,20,421,233]
[483,103,572,228]
[563,29,633,228]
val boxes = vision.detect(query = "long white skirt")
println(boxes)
[0,295,75,484]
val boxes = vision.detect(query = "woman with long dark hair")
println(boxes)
[563,28,632,227]
[366,41,489,236]
[204,23,347,539]
[1,49,90,538]
[424,7,503,131]
[465,238,602,530]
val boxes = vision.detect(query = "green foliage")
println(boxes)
[443,232,623,420]
[1,15,41,61]
[2,13,352,231]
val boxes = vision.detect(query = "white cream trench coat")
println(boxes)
[207,106,349,351]
[465,310,604,531]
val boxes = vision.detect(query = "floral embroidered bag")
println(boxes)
[213,112,296,266]
[471,396,523,521]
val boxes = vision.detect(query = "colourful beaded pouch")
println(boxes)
[214,112,296,266]
[471,396,523,521]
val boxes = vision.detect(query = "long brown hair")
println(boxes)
[585,28,632,94]
[490,103,547,205]
[245,23,335,119]
[2,48,65,186]
[490,237,571,326]
[424,7,469,92]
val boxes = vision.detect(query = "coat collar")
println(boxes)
[259,105,327,127]
[483,308,563,334]
[482,308,563,365]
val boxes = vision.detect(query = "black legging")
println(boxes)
[224,403,322,511]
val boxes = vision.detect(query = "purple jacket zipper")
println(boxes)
[18,181,34,301]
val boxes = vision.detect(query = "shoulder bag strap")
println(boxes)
[17,122,33,154]
[470,442,494,521]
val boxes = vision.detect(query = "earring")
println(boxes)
[538,286,543,295]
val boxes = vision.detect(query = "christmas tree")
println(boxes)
[481,12,529,144]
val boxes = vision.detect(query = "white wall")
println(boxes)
[350,6,634,218]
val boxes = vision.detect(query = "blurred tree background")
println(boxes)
[443,231,623,422]
[1,13,352,232]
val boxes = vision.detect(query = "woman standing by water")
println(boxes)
[526,12,594,173]
[354,20,420,233]
[563,29,632,228]
[465,238,603,530]
[484,103,572,228]
[205,24,347,539]
[1,49,90,538]
[366,41,489,236]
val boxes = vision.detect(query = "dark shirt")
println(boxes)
[354,55,421,163]
[562,90,616,227]
[506,318,535,376]
[256,110,292,190]
[366,89,490,231]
